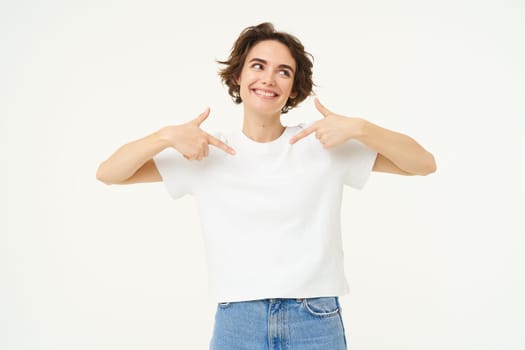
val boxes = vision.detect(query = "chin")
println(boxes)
[240,93,286,115]
[249,104,284,116]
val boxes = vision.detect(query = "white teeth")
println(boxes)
[254,89,276,97]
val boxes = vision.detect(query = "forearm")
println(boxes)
[96,128,170,184]
[354,119,436,175]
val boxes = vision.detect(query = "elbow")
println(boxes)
[421,152,437,176]
[96,163,115,185]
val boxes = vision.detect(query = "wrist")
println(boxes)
[156,126,179,148]
[346,117,367,140]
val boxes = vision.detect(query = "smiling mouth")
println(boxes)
[252,89,278,98]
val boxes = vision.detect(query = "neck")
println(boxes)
[242,108,285,143]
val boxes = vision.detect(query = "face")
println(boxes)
[236,40,297,115]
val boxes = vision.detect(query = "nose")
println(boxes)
[261,70,276,86]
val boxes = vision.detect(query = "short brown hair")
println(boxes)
[217,22,314,114]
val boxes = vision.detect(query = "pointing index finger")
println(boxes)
[289,124,316,144]
[207,134,236,155]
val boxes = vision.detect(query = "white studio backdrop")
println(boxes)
[1,0,524,349]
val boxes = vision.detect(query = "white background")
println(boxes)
[2,0,524,349]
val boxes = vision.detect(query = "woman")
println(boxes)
[97,22,436,350]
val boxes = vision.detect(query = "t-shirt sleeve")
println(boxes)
[338,140,378,190]
[153,148,195,200]
[152,131,226,199]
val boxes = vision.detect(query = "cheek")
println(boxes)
[283,80,295,94]
[242,72,254,84]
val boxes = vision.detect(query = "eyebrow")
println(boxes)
[249,58,295,74]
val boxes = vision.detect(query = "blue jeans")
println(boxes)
[209,297,347,349]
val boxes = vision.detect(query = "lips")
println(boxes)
[252,88,279,98]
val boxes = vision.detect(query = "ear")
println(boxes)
[290,91,298,99]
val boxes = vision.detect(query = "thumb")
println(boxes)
[314,98,331,117]
[193,107,210,125]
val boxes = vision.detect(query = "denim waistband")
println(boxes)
[269,298,304,303]
[218,297,341,305]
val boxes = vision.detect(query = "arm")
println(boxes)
[96,108,236,185]
[289,98,436,176]
[290,98,436,175]
[96,129,168,185]
[356,119,437,176]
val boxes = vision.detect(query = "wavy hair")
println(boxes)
[217,22,315,114]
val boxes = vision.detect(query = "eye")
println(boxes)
[251,63,263,70]
[279,69,292,77]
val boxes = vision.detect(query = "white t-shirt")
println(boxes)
[153,122,377,303]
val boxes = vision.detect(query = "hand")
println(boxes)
[289,98,364,148]
[161,107,236,160]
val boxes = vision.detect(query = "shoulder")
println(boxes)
[288,122,326,157]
